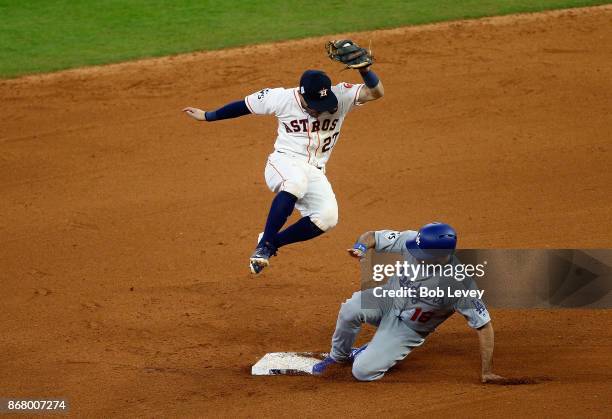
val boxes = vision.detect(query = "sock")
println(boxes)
[260,191,298,248]
[275,216,325,248]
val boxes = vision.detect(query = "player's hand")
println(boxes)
[481,372,506,384]
[347,243,367,259]
[347,248,365,259]
[182,107,207,121]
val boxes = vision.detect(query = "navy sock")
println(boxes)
[260,191,297,248]
[275,216,325,248]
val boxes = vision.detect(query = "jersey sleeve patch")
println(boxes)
[245,88,280,115]
[472,299,488,316]
[375,230,416,253]
[383,231,400,241]
[256,88,271,99]
[455,295,491,329]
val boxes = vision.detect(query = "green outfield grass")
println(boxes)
[0,0,608,78]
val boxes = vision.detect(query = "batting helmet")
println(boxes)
[406,222,457,260]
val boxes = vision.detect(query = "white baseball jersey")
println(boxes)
[244,83,364,168]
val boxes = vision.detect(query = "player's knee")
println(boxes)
[351,360,384,382]
[282,177,308,200]
[310,204,338,231]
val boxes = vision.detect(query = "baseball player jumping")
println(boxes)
[313,222,506,383]
[183,41,383,274]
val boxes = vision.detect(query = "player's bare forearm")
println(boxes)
[357,68,384,102]
[476,322,504,383]
[364,78,384,100]
[357,231,376,249]
[477,322,494,374]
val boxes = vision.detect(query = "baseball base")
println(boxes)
[251,352,327,376]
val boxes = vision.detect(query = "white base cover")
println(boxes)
[251,352,327,376]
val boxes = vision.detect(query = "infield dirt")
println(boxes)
[1,6,611,418]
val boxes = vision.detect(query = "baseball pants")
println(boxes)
[329,288,428,381]
[264,151,338,232]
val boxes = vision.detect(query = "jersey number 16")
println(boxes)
[410,308,433,323]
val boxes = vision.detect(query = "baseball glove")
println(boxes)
[326,40,373,69]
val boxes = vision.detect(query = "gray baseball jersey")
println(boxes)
[374,229,490,333]
[329,229,490,381]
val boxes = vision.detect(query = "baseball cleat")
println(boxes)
[313,345,368,376]
[249,259,270,275]
[349,344,368,361]
[312,356,338,376]
[249,242,277,275]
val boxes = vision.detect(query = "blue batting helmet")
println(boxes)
[405,222,457,260]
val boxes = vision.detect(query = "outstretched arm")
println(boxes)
[183,99,251,122]
[357,68,384,103]
[476,322,505,383]
[326,40,382,102]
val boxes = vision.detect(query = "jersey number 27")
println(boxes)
[321,132,339,153]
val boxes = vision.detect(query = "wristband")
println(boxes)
[353,242,367,253]
[204,111,217,121]
[360,69,379,89]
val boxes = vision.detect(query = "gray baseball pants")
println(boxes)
[329,288,428,381]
